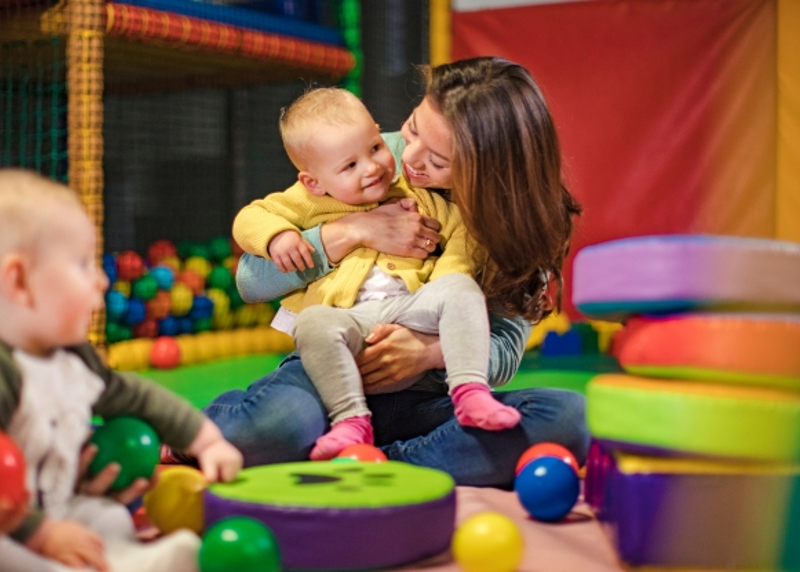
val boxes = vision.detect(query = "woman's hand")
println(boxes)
[76,443,152,506]
[321,199,441,263]
[356,324,445,393]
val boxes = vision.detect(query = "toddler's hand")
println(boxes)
[187,419,243,483]
[0,495,29,534]
[268,230,315,272]
[30,520,107,571]
[76,443,153,506]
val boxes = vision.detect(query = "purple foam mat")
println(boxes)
[586,441,800,569]
[204,489,456,570]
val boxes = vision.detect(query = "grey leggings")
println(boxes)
[293,273,490,425]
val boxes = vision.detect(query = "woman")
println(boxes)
[205,57,587,488]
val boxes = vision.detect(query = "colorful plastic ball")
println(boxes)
[113,280,131,297]
[206,288,230,318]
[177,269,205,296]
[185,256,212,280]
[147,239,177,266]
[207,266,234,291]
[187,243,210,260]
[122,298,146,326]
[208,236,232,262]
[193,317,213,333]
[515,442,579,475]
[106,321,132,344]
[514,456,580,522]
[336,444,388,463]
[158,316,179,337]
[102,253,118,285]
[146,290,172,321]
[199,517,281,572]
[170,283,194,316]
[452,512,523,572]
[189,296,214,320]
[143,466,206,534]
[234,305,258,327]
[159,255,182,274]
[89,416,161,491]
[150,336,181,369]
[133,319,159,339]
[149,265,175,290]
[0,431,27,505]
[116,251,145,281]
[132,275,158,301]
[226,287,245,310]
[105,290,129,321]
[177,316,194,335]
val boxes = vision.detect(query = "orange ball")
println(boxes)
[516,442,579,475]
[177,269,205,296]
[336,444,388,463]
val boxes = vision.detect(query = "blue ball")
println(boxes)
[149,265,174,290]
[102,253,118,285]
[158,316,179,337]
[514,456,579,522]
[122,298,146,326]
[105,290,129,321]
[177,317,194,335]
[189,296,214,320]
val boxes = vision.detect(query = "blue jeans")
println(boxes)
[204,354,590,489]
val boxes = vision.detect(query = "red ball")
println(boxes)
[116,251,145,281]
[147,240,178,266]
[133,319,159,339]
[336,444,388,463]
[177,269,205,296]
[0,431,27,505]
[516,442,579,475]
[150,336,181,369]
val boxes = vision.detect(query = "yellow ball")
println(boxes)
[184,256,212,279]
[452,512,524,572]
[170,283,193,316]
[143,466,206,534]
[113,280,131,297]
[206,288,230,318]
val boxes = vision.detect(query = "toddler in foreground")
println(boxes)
[0,169,243,572]
[233,88,520,460]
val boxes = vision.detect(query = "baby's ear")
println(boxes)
[298,172,326,197]
[0,254,33,306]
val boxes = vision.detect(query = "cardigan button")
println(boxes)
[386,263,396,270]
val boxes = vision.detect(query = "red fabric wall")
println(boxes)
[453,0,776,317]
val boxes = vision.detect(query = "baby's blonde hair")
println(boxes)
[0,169,84,259]
[279,87,368,171]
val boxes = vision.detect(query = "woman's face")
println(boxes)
[400,97,453,189]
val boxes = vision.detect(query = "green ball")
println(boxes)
[88,416,160,490]
[207,236,232,262]
[226,286,244,310]
[131,274,158,300]
[199,517,281,572]
[193,317,212,333]
[207,266,234,291]
[106,322,132,343]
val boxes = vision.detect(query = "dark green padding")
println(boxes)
[208,461,454,508]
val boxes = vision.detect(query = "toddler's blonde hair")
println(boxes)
[0,169,84,259]
[279,87,368,171]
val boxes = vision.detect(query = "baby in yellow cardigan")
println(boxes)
[233,88,519,460]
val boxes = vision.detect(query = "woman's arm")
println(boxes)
[357,310,532,392]
[235,204,441,303]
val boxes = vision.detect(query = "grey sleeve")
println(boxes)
[487,312,532,388]
[235,225,336,303]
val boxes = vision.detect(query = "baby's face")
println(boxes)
[25,205,108,354]
[303,109,396,205]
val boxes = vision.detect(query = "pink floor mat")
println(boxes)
[400,486,624,572]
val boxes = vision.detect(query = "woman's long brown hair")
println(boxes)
[424,57,582,322]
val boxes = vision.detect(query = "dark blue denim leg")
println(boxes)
[371,388,589,489]
[203,355,329,467]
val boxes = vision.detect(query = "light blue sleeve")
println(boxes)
[235,225,335,303]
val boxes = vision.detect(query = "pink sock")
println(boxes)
[310,415,374,461]
[451,383,521,430]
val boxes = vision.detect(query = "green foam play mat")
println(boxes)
[141,351,605,410]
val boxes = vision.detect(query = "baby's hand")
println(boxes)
[268,230,315,273]
[187,419,243,483]
[31,520,107,571]
[0,495,28,534]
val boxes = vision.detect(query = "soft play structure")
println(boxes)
[576,234,800,569]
